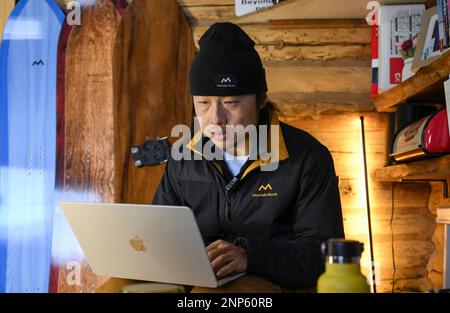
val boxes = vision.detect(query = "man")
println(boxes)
[152,22,344,293]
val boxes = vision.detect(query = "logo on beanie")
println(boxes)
[214,74,239,89]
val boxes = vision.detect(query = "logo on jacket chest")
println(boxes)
[252,183,278,198]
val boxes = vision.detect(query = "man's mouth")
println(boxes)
[210,128,227,140]
[213,132,226,140]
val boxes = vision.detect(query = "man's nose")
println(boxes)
[210,103,227,125]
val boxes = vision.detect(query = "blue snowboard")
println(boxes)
[0,0,64,293]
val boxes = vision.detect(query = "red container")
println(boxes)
[390,109,450,162]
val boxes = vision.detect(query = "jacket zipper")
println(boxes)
[224,176,239,223]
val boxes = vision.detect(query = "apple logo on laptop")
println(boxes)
[129,236,148,252]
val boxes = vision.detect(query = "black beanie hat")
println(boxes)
[189,22,268,96]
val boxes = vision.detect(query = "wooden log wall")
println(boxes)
[178,0,444,292]
[427,183,450,289]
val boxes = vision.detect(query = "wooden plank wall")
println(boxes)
[179,0,442,292]
[427,183,450,289]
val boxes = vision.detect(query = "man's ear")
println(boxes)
[258,93,268,110]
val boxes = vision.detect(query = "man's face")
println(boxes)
[193,94,263,151]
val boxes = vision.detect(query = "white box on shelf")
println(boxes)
[378,5,425,93]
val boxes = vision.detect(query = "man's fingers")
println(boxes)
[207,245,230,261]
[206,240,228,252]
[216,261,238,278]
[210,252,234,272]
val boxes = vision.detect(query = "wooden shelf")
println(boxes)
[374,50,450,112]
[372,155,450,183]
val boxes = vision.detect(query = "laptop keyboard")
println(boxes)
[216,272,246,286]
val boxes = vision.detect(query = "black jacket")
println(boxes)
[152,113,344,288]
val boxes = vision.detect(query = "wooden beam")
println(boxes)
[192,24,371,46]
[256,44,371,61]
[272,91,374,118]
[177,0,234,6]
[182,5,235,25]
[264,61,371,95]
[269,18,369,29]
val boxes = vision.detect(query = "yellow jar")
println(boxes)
[317,239,370,293]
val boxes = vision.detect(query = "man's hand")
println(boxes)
[206,239,247,278]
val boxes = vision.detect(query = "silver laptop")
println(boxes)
[60,202,246,289]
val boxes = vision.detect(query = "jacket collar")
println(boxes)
[186,112,289,178]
